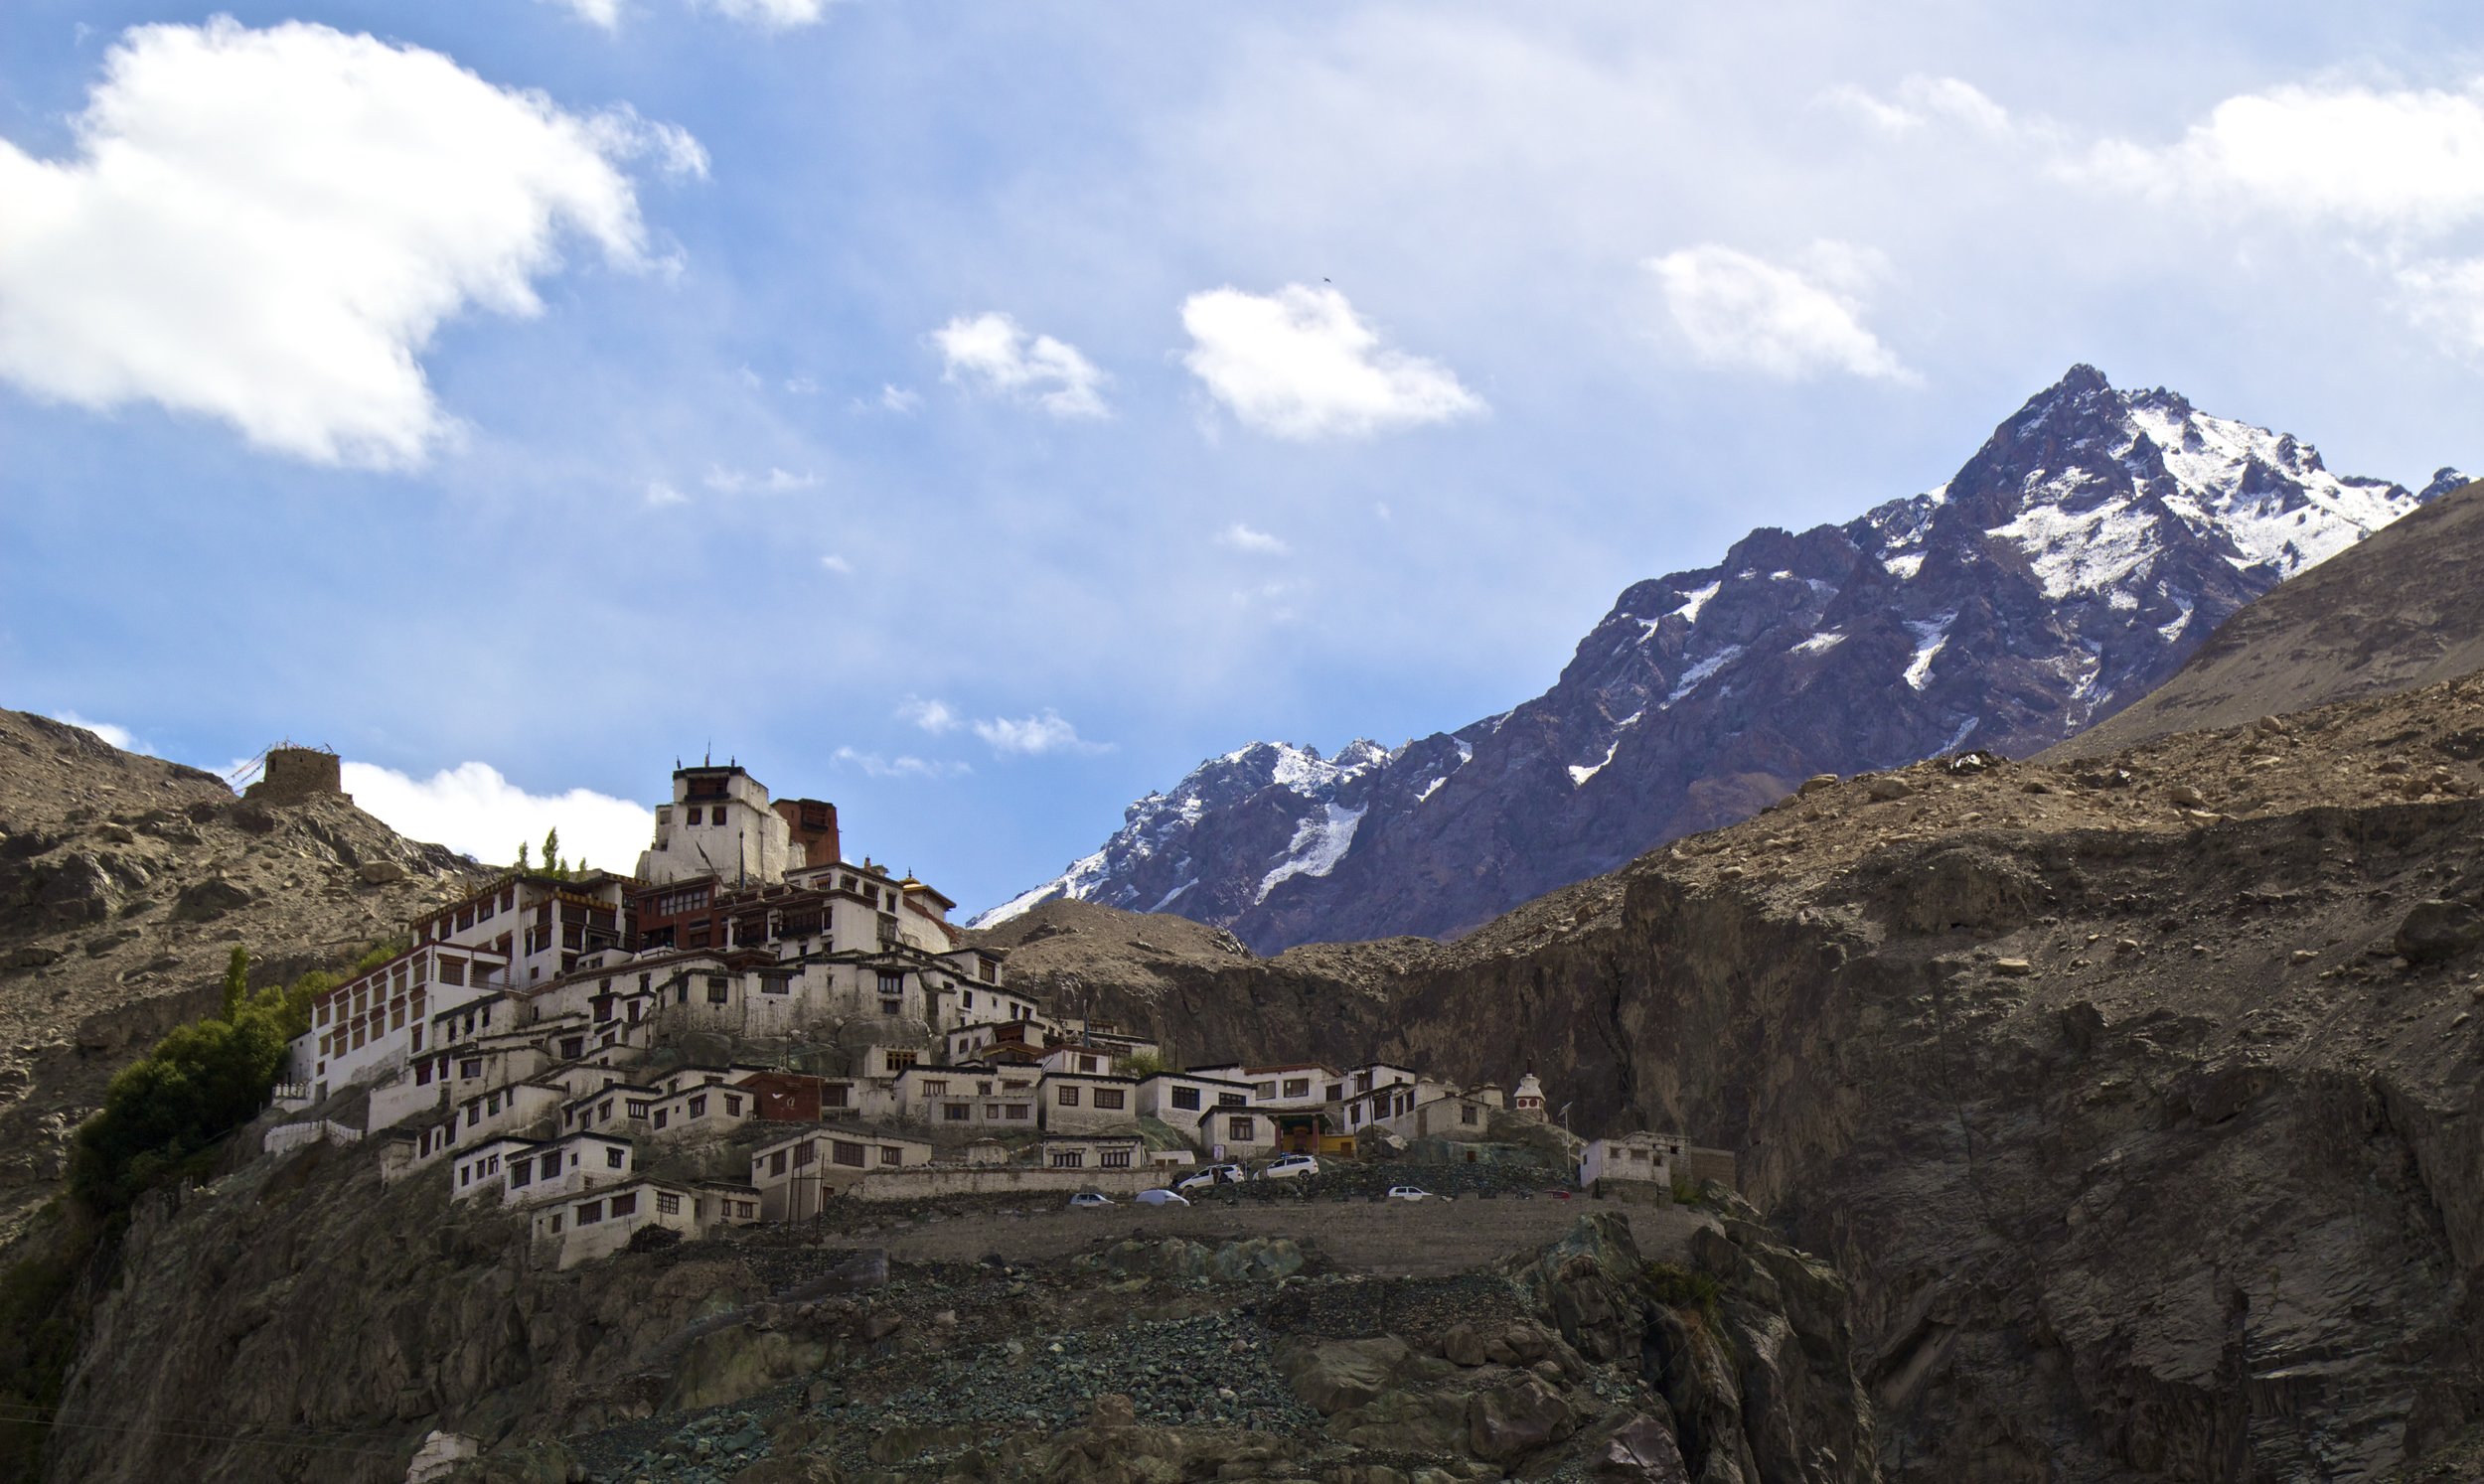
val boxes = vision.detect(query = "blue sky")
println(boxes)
[5,1,2481,910]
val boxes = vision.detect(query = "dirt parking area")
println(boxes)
[814,1196,1708,1277]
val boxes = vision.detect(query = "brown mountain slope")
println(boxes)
[972,671,2484,1480]
[0,711,473,1240]
[2051,477,2484,758]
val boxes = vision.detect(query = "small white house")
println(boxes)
[1578,1132,1685,1189]
[450,1136,537,1202]
[1040,1071,1141,1134]
[504,1131,634,1207]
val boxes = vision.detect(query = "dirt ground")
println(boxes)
[812,1194,1708,1277]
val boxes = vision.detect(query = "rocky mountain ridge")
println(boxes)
[983,366,2466,953]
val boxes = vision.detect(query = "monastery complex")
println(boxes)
[265,758,1721,1266]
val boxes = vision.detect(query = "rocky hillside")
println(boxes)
[983,366,2466,953]
[51,1136,1874,1483]
[2054,475,2484,758]
[0,710,471,1240]
[970,659,2484,1480]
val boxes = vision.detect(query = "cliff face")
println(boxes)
[0,711,471,1240]
[979,668,2484,1480]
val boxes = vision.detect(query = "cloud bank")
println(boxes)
[341,760,650,870]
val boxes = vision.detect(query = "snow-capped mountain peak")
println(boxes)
[979,367,2462,953]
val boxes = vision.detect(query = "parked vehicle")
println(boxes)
[1540,1189,1573,1201]
[1067,1191,1114,1209]
[1175,1163,1245,1192]
[1256,1154,1320,1181]
[1133,1188,1190,1207]
[1385,1185,1437,1202]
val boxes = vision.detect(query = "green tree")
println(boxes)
[220,946,248,1022]
[542,827,561,877]
[516,841,531,871]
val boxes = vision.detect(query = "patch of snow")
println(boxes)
[1883,552,1926,580]
[1791,631,1846,656]
[1769,570,1794,581]
[1415,776,1449,803]
[1939,715,1979,752]
[1988,497,2160,601]
[1568,738,1623,788]
[2157,600,2194,643]
[1666,645,1744,704]
[1146,880,1197,913]
[1903,612,1955,691]
[1254,803,1367,904]
[1671,581,1722,625]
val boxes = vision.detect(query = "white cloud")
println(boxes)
[1820,75,2013,138]
[699,0,831,29]
[49,711,143,753]
[1646,242,1913,382]
[932,311,1109,419]
[819,553,854,574]
[645,479,687,507]
[1216,522,1290,555]
[898,696,962,734]
[879,383,922,413]
[1179,283,1482,440]
[783,374,821,394]
[0,19,691,468]
[973,708,1107,756]
[704,465,820,493]
[2077,80,2484,235]
[341,760,650,870]
[830,746,968,780]
[543,0,622,28]
[2073,79,2484,357]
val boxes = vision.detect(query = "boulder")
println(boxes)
[1281,1336,1411,1414]
[1595,1414,1692,1481]
[358,860,407,886]
[171,877,251,924]
[1797,774,1839,796]
[1438,1322,1489,1367]
[1865,777,1914,802]
[2397,899,2484,965]
[1467,1377,1576,1462]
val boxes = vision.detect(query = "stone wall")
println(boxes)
[849,1164,1163,1201]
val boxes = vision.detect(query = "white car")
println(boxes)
[1385,1186,1438,1202]
[1256,1154,1320,1181]
[1133,1188,1190,1207]
[1067,1191,1114,1209]
[1175,1164,1245,1192]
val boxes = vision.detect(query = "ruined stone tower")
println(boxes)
[244,745,348,806]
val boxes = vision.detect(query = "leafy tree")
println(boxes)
[69,964,334,1216]
[219,946,248,1022]
[1120,1051,1166,1079]
[516,841,532,871]
[542,827,561,877]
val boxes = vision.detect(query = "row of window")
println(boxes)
[1054,1086,1128,1110]
[1046,1147,1136,1169]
